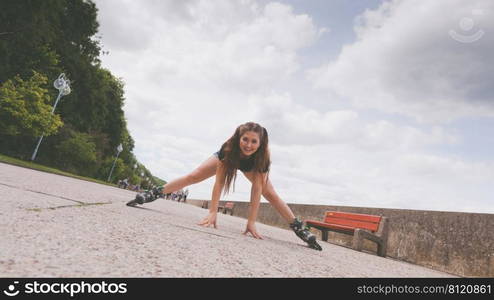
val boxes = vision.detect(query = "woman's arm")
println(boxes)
[244,172,267,239]
[209,162,226,213]
[198,161,226,228]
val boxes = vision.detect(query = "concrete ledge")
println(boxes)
[187,199,494,277]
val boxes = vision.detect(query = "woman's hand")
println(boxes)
[198,212,217,228]
[243,222,263,239]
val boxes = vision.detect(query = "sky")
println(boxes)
[93,0,494,213]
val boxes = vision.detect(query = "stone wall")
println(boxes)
[187,199,494,277]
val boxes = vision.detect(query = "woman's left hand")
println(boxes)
[198,212,217,228]
[243,222,263,239]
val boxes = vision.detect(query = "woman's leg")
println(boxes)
[162,156,219,194]
[242,172,295,223]
[242,172,322,249]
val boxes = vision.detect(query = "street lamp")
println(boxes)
[107,143,123,182]
[31,73,71,161]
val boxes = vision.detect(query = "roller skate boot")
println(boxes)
[290,218,322,251]
[126,191,156,207]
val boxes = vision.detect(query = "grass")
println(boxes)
[0,153,116,187]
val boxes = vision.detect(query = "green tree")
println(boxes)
[0,1,166,184]
[0,72,63,137]
[0,0,100,83]
[55,130,98,176]
[98,157,126,183]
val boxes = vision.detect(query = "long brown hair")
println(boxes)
[220,122,270,195]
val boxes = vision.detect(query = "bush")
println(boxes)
[55,131,97,176]
[0,72,63,137]
[98,156,125,183]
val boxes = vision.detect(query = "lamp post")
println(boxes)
[139,171,144,191]
[107,143,123,182]
[31,73,71,161]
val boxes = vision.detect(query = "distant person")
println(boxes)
[127,122,321,250]
[183,188,189,202]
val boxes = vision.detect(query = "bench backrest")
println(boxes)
[324,211,381,232]
[225,202,234,209]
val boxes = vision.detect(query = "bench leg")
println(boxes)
[322,230,328,242]
[353,229,387,257]
[377,241,387,257]
[352,229,364,252]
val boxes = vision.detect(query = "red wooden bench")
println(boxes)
[306,211,389,257]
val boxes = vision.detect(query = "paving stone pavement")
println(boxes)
[0,162,456,278]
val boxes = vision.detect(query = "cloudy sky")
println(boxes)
[93,0,493,213]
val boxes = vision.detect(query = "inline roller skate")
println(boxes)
[290,218,322,251]
[126,186,162,207]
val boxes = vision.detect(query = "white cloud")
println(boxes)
[309,0,494,123]
[96,0,323,139]
[247,92,457,151]
[268,144,494,213]
[97,0,319,91]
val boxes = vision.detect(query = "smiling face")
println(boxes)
[239,131,260,157]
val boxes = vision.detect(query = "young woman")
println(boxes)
[127,122,321,250]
